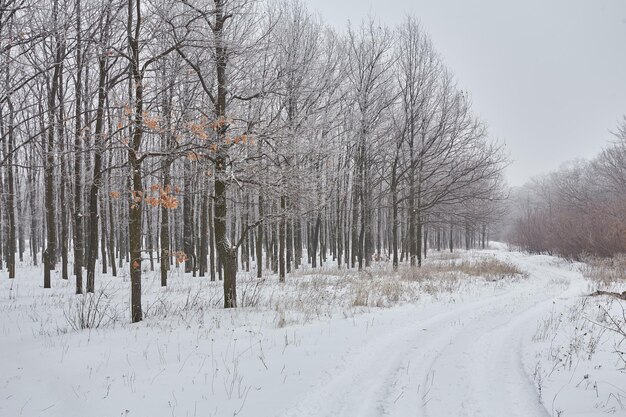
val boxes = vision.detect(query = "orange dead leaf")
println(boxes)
[144,116,159,130]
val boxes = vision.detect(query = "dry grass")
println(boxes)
[400,257,525,283]
[348,277,413,308]
[581,255,626,288]
[276,255,526,312]
[427,251,463,262]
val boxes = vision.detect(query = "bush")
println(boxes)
[63,286,119,331]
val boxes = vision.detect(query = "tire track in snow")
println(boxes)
[279,290,534,417]
[278,252,586,417]
[417,291,554,417]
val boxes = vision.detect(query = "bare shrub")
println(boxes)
[581,255,626,288]
[275,309,287,328]
[377,280,403,305]
[239,279,264,308]
[144,287,216,321]
[63,286,120,331]
[143,294,171,318]
[351,286,370,307]
[591,299,626,369]
[533,307,563,343]
[581,256,626,364]
[347,274,417,308]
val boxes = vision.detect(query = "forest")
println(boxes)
[0,0,507,321]
[3,1,626,416]
[509,117,626,259]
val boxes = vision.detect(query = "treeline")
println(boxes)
[0,0,506,321]
[509,117,626,258]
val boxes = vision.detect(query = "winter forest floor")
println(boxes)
[1,245,625,417]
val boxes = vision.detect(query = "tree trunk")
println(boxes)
[44,0,63,287]
[391,183,399,270]
[215,158,237,307]
[160,171,171,286]
[73,0,84,293]
[208,200,216,281]
[279,195,286,281]
[256,193,263,278]
[213,0,237,306]
[4,99,16,279]
[449,222,454,253]
[199,180,208,277]
[108,194,117,276]
[100,194,107,274]
[86,52,108,293]
[183,160,194,273]
[128,0,144,322]
[57,44,69,281]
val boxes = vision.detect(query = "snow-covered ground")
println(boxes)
[1,247,624,417]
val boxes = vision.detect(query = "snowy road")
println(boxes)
[278,251,587,417]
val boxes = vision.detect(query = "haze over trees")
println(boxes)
[0,0,507,322]
[508,117,626,259]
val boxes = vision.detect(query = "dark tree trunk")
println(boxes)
[85,51,108,293]
[4,99,16,279]
[416,211,423,267]
[208,200,216,281]
[212,0,237,306]
[44,0,63,287]
[243,194,250,272]
[481,224,487,249]
[449,222,454,253]
[279,195,286,281]
[100,194,107,274]
[199,181,209,277]
[350,166,360,269]
[160,169,171,286]
[215,158,237,307]
[146,201,154,272]
[336,191,343,269]
[286,213,292,274]
[73,0,84,293]
[128,0,144,322]
[312,214,321,268]
[57,48,69,281]
[183,161,193,273]
[391,183,399,270]
[108,194,117,277]
[256,193,263,278]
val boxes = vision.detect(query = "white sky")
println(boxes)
[304,0,626,186]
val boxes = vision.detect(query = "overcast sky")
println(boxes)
[304,0,626,186]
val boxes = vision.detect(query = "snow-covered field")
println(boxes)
[1,246,624,417]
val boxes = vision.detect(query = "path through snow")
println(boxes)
[278,250,588,417]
